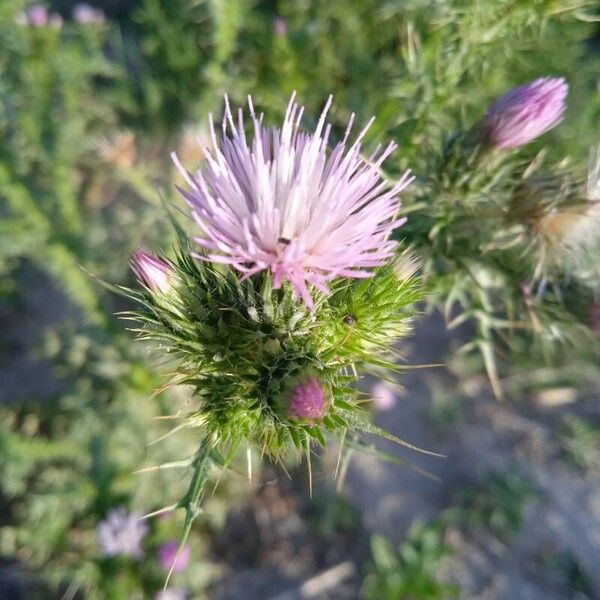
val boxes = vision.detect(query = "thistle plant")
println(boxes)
[121,94,426,573]
[400,76,600,397]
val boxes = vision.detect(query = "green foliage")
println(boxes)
[0,2,118,323]
[362,522,458,600]
[453,472,535,540]
[0,324,216,598]
[562,415,600,472]
[308,490,360,537]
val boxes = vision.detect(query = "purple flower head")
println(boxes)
[371,381,396,411]
[26,5,48,27]
[131,251,174,294]
[73,3,105,24]
[97,508,148,559]
[19,5,62,28]
[158,541,191,573]
[288,377,328,421]
[483,77,568,150]
[173,94,413,309]
[274,17,288,37]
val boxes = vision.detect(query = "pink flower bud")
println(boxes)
[26,5,49,27]
[288,377,328,421]
[483,77,568,150]
[158,540,190,573]
[130,251,174,294]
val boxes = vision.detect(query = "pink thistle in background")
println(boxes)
[371,381,396,411]
[274,17,288,37]
[131,251,174,294]
[483,77,568,150]
[173,93,413,309]
[288,377,328,421]
[158,541,191,573]
[97,508,148,559]
[25,5,48,27]
[73,3,105,24]
[18,5,63,28]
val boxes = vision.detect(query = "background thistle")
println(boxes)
[398,79,600,398]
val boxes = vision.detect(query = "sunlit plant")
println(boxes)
[121,94,430,578]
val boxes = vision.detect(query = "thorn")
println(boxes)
[334,429,347,480]
[247,444,252,482]
[306,437,313,499]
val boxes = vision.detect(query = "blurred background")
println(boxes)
[1,1,600,598]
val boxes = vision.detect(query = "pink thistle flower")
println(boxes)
[23,5,48,27]
[483,77,568,150]
[274,17,288,37]
[18,5,63,28]
[158,541,191,573]
[28,5,49,27]
[288,377,328,421]
[97,508,148,559]
[371,381,396,411]
[172,94,413,309]
[131,251,174,294]
[73,3,105,24]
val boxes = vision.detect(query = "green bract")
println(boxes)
[120,241,424,578]
[126,248,420,455]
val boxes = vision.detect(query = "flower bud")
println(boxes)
[288,377,328,421]
[482,77,567,150]
[130,251,174,294]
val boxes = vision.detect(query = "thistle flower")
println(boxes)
[131,251,174,294]
[288,377,328,420]
[274,17,288,37]
[173,93,413,308]
[24,5,48,27]
[17,5,62,28]
[371,381,396,411]
[97,508,148,559]
[158,541,191,573]
[73,3,105,24]
[122,99,425,563]
[483,77,568,150]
